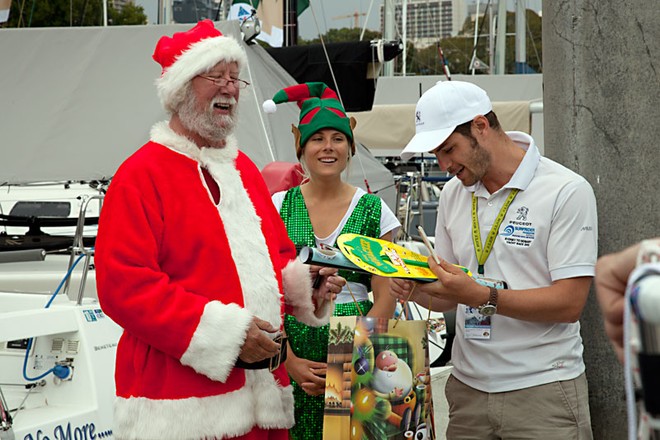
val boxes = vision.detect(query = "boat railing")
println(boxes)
[63,194,104,305]
[0,382,13,439]
[395,172,451,241]
[0,249,46,264]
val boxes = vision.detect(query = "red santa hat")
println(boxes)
[152,19,248,112]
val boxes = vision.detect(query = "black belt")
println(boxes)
[235,335,287,372]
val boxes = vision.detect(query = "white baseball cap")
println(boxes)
[400,81,493,162]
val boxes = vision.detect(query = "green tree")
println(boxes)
[300,27,382,45]
[401,9,542,76]
[108,2,147,25]
[6,0,146,27]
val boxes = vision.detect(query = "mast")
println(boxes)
[494,0,506,74]
[489,1,495,72]
[515,0,527,73]
[402,0,407,76]
[158,0,173,24]
[221,0,231,21]
[470,0,480,75]
[382,0,395,76]
[284,0,298,46]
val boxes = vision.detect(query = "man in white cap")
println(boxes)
[392,80,597,439]
[95,20,343,440]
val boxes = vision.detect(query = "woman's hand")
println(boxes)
[285,347,328,396]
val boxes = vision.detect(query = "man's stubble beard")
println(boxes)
[461,136,491,187]
[178,87,238,145]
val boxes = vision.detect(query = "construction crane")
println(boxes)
[331,10,367,29]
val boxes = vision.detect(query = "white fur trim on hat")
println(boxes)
[156,35,248,113]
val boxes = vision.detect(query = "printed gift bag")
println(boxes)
[323,316,435,440]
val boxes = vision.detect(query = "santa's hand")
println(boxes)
[313,266,345,302]
[238,317,280,364]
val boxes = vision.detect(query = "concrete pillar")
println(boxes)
[543,2,660,438]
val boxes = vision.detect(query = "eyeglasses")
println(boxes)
[198,75,250,89]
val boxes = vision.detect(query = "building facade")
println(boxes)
[380,0,469,48]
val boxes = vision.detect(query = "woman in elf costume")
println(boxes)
[263,83,400,439]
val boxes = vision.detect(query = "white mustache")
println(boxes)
[212,96,237,107]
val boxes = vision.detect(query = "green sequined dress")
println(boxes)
[279,186,382,440]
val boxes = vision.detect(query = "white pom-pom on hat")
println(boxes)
[262,99,277,114]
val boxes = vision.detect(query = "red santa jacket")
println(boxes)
[95,122,330,440]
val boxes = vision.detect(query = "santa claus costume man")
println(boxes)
[95,19,342,440]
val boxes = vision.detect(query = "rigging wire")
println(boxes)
[468,0,492,74]
[424,0,452,79]
[379,0,403,74]
[307,1,342,105]
[413,0,454,79]
[79,0,90,26]
[526,11,543,72]
[27,0,36,27]
[359,0,377,41]
[308,0,372,193]
[317,0,329,41]
[16,0,26,27]
[214,0,223,21]
[244,54,276,162]
[304,0,329,42]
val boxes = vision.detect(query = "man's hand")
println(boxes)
[427,257,485,306]
[311,266,345,303]
[284,347,327,396]
[238,317,280,364]
[389,256,482,312]
[390,278,418,302]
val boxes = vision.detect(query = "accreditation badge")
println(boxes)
[463,276,506,340]
[463,305,492,340]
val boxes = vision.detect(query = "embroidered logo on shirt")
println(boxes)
[516,206,529,221]
[500,220,535,247]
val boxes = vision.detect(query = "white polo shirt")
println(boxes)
[434,131,598,393]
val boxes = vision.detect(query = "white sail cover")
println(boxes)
[0,22,395,207]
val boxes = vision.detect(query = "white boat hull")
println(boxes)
[0,292,121,439]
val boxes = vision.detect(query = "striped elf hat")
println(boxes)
[262,82,355,158]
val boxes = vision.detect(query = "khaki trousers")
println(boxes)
[444,373,593,440]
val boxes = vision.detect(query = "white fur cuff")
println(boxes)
[180,301,252,382]
[282,259,333,326]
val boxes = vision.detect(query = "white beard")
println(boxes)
[178,88,238,144]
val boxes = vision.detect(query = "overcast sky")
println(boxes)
[298,0,382,40]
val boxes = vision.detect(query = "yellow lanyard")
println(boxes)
[471,189,519,275]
